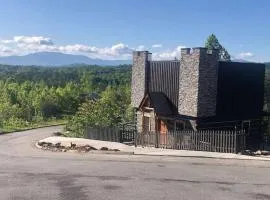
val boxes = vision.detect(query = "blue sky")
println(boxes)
[0,0,269,61]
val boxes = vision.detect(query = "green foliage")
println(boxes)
[66,85,132,137]
[0,64,132,133]
[205,34,231,61]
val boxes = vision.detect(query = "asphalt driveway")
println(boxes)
[0,126,270,200]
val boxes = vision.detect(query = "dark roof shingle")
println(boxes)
[149,92,174,115]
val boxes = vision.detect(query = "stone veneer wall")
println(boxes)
[178,48,200,117]
[131,51,150,108]
[136,110,156,133]
[136,111,143,133]
[178,48,218,117]
[197,49,219,117]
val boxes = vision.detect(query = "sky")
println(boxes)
[0,0,269,61]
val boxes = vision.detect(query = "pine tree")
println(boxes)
[205,34,231,61]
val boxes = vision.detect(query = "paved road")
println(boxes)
[0,126,270,200]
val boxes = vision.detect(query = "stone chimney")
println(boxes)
[131,51,152,108]
[178,47,219,117]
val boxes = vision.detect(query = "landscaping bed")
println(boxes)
[36,136,135,154]
[38,141,120,153]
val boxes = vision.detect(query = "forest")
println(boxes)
[0,63,269,136]
[0,64,132,134]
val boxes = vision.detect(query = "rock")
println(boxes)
[52,148,59,152]
[68,149,77,153]
[62,149,67,152]
[100,147,109,151]
[55,142,61,148]
[254,150,262,155]
[70,142,76,149]
[40,142,52,148]
[85,145,97,151]
[47,142,53,147]
[38,142,46,146]
[113,149,120,152]
[242,150,253,155]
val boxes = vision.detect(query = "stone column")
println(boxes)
[131,51,151,108]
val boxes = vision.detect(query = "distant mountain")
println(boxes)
[0,52,131,66]
[232,59,250,63]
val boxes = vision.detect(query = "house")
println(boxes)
[131,48,265,145]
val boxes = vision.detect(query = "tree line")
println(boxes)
[0,64,132,132]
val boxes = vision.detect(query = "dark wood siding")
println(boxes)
[148,61,180,112]
[216,61,265,120]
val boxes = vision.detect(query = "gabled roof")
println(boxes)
[139,92,174,115]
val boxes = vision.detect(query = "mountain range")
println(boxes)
[0,51,264,67]
[0,52,131,66]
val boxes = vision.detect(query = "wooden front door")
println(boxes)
[158,120,168,145]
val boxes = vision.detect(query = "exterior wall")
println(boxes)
[216,61,265,120]
[197,48,219,117]
[178,48,200,117]
[136,110,156,133]
[136,111,143,133]
[178,48,218,117]
[149,111,156,132]
[131,51,151,108]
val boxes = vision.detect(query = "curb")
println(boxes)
[133,153,270,161]
[34,140,270,161]
[35,142,44,149]
[35,141,134,155]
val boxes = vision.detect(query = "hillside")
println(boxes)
[0,52,131,66]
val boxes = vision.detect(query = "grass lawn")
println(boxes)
[1,119,67,134]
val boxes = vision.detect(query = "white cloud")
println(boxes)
[0,45,17,56]
[237,52,254,58]
[0,36,136,59]
[152,44,162,48]
[136,45,145,51]
[0,36,186,61]
[152,45,186,60]
[15,36,53,45]
[108,43,133,55]
[1,40,14,44]
[1,36,54,45]
[58,44,98,53]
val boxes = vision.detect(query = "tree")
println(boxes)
[0,64,132,132]
[205,34,231,61]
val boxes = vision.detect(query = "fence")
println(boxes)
[136,130,246,153]
[85,126,246,153]
[85,126,135,144]
[86,126,121,142]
